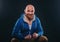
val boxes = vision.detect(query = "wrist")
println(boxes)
[36,33,39,37]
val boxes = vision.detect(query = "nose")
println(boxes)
[30,12,32,14]
[29,12,33,14]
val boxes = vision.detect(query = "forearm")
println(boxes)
[11,33,24,40]
[38,31,43,36]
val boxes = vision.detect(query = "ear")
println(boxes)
[24,9,25,13]
[34,8,35,13]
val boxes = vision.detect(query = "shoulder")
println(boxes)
[16,14,24,24]
[35,16,40,22]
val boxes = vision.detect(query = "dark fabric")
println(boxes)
[11,36,48,42]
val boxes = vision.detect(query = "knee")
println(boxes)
[39,36,48,42]
[11,38,19,42]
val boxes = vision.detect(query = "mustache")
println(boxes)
[27,14,34,15]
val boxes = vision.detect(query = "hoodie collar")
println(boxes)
[23,14,35,22]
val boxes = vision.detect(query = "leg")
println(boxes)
[38,36,48,42]
[22,39,30,42]
[22,38,36,42]
[11,38,33,42]
[11,38,20,42]
[27,36,48,42]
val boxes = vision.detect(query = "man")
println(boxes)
[11,4,48,42]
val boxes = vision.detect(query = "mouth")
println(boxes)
[28,14,34,16]
[26,14,34,19]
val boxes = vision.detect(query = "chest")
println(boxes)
[21,21,37,31]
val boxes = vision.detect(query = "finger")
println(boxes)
[30,35,32,38]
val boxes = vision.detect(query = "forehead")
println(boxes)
[25,5,35,10]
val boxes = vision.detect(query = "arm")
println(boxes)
[37,18,44,36]
[11,18,24,39]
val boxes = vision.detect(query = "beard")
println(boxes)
[25,14,34,21]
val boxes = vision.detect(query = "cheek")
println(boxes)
[32,12,34,14]
[25,12,29,14]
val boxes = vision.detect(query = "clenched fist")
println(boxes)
[33,33,38,39]
[24,34,32,40]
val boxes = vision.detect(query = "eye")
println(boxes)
[27,10,33,12]
[31,10,33,12]
[27,10,30,12]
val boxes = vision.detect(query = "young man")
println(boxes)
[11,4,48,42]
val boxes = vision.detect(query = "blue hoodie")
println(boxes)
[11,14,44,40]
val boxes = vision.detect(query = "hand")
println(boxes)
[24,34,32,40]
[33,33,38,39]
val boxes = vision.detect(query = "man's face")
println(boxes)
[24,5,35,20]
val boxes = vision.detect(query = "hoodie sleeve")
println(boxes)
[37,18,44,36]
[11,18,24,39]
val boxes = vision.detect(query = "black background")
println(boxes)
[0,0,60,42]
